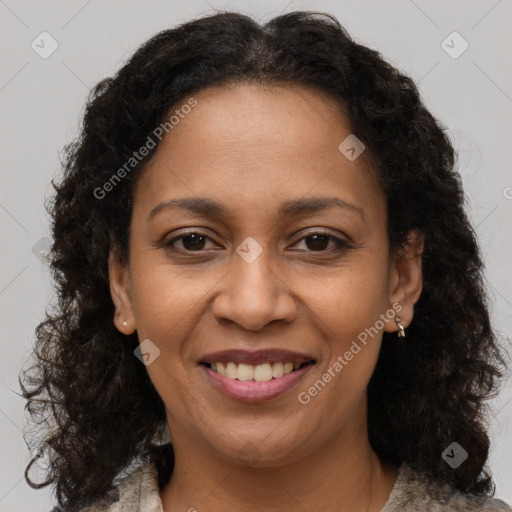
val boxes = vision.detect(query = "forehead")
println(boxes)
[133,83,384,222]
[162,82,355,161]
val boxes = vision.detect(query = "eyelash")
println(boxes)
[163,230,353,254]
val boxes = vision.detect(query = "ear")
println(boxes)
[384,229,424,334]
[108,248,136,335]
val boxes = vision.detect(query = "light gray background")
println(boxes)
[1,0,511,510]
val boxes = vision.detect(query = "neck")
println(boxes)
[159,412,397,512]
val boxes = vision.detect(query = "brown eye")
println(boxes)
[166,232,214,251]
[303,234,330,251]
[291,231,352,252]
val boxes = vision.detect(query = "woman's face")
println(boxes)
[110,83,422,466]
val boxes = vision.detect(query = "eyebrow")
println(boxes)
[148,196,365,221]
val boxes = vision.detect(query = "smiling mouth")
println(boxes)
[200,360,315,382]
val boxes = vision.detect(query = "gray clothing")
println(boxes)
[51,460,511,511]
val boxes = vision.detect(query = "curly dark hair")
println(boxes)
[19,9,508,510]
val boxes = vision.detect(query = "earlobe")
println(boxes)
[108,249,136,335]
[385,229,424,333]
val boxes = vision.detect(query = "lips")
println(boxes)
[198,349,316,402]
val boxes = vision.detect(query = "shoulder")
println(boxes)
[383,462,512,512]
[48,460,162,512]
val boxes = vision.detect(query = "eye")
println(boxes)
[165,231,216,252]
[290,231,352,252]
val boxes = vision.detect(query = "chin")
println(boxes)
[211,431,311,468]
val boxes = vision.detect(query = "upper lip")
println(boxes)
[200,349,315,366]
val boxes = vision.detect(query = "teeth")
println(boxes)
[237,363,254,381]
[226,362,237,379]
[208,361,308,381]
[283,362,293,374]
[253,363,273,381]
[272,362,284,378]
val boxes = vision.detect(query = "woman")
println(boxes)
[20,10,511,512]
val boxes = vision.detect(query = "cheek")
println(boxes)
[128,253,213,342]
[310,255,390,380]
[127,257,205,410]
[310,254,390,334]
[297,281,386,428]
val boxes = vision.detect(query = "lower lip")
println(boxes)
[200,363,314,402]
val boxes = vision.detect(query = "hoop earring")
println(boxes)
[395,317,405,338]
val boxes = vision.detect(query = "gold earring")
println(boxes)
[395,317,405,338]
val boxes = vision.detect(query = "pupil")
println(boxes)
[183,233,205,251]
[306,234,328,251]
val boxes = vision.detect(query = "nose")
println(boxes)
[211,250,297,331]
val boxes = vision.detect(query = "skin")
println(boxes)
[109,83,424,511]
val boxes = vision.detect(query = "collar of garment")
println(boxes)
[76,459,511,512]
